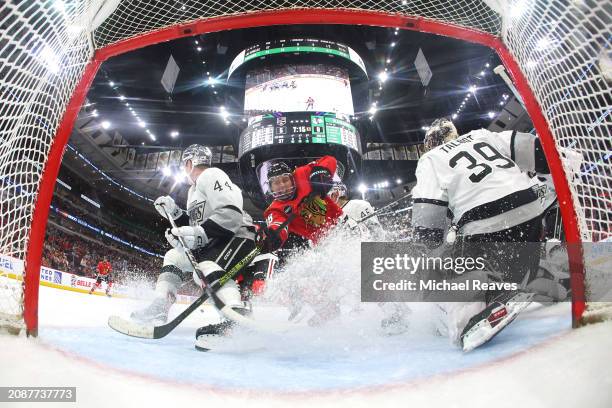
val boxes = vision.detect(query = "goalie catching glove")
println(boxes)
[154,196,183,220]
[165,226,208,249]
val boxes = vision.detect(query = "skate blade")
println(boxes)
[462,294,534,352]
[194,334,226,352]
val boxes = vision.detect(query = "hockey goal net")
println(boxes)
[0,1,610,336]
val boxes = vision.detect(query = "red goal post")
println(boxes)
[0,1,609,336]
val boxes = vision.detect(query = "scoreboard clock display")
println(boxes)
[238,112,361,157]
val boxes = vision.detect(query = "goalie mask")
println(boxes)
[267,162,296,201]
[424,118,459,152]
[181,144,213,184]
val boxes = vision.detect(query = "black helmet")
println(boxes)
[267,162,296,201]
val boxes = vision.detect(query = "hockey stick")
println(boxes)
[356,193,412,224]
[108,206,295,339]
[108,245,261,339]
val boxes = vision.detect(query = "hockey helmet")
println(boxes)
[424,118,459,152]
[267,162,296,201]
[328,182,348,203]
[182,144,213,168]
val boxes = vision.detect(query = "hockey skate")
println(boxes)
[130,295,174,325]
[194,302,251,352]
[460,290,534,352]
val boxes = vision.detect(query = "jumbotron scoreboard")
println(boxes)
[238,112,361,157]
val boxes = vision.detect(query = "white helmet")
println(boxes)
[182,144,213,168]
[424,118,459,152]
[328,182,348,203]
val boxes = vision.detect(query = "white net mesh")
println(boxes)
[0,0,93,329]
[0,0,609,330]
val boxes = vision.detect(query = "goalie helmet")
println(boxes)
[267,162,296,201]
[182,144,213,168]
[424,118,459,152]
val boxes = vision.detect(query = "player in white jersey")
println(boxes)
[131,144,257,340]
[328,183,411,334]
[328,182,384,239]
[413,118,553,351]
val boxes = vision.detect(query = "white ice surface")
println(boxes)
[1,284,612,408]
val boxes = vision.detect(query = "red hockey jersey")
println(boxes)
[97,261,112,276]
[264,156,343,245]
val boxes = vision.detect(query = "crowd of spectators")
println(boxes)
[246,63,349,89]
[42,222,161,282]
[51,191,164,254]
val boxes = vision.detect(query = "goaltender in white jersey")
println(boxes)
[412,126,550,237]
[412,118,558,351]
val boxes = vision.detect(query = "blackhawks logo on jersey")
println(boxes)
[299,195,328,227]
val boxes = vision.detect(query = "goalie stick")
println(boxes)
[108,206,295,339]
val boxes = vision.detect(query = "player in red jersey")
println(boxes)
[89,258,113,297]
[259,156,343,252]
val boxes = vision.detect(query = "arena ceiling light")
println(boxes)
[357,183,367,194]
[219,106,229,120]
[396,178,402,184]
[101,120,111,129]
[378,71,388,82]
[452,113,458,119]
[39,45,60,74]
[162,167,172,177]
[536,37,552,50]
[469,85,477,93]
[137,120,146,128]
[510,0,528,18]
[170,130,179,138]
[488,111,496,118]
[174,172,186,184]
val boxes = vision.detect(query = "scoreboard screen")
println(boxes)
[228,38,367,78]
[238,112,361,157]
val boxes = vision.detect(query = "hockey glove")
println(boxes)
[165,226,208,249]
[309,166,333,196]
[256,225,283,252]
[154,196,182,220]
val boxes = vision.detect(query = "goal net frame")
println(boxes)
[1,2,609,336]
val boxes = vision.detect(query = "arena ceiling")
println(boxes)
[66,23,517,210]
[82,24,510,149]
